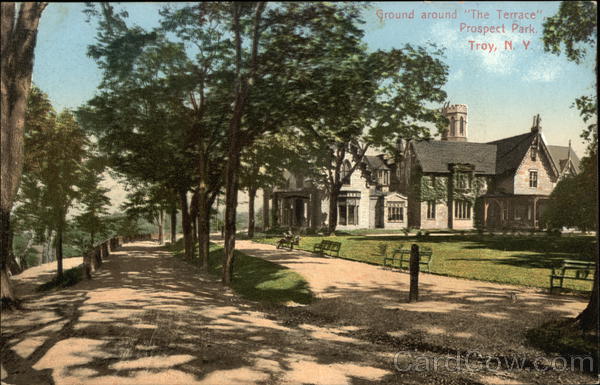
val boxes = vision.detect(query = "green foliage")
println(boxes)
[542,1,597,65]
[419,175,448,203]
[542,155,598,232]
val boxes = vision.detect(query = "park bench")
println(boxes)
[277,233,300,250]
[383,245,433,273]
[549,259,595,292]
[313,240,341,257]
[313,240,332,253]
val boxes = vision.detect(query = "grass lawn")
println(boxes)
[167,240,314,305]
[254,234,596,292]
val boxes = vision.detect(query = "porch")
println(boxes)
[483,195,549,230]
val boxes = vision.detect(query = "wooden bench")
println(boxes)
[313,240,332,253]
[313,240,341,257]
[277,234,300,250]
[384,245,433,273]
[550,260,595,292]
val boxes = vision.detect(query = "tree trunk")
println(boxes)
[178,189,194,259]
[222,2,264,285]
[576,152,598,331]
[0,211,16,305]
[56,223,63,278]
[248,186,257,238]
[157,210,164,244]
[328,188,340,235]
[222,147,240,285]
[575,266,598,330]
[263,188,270,231]
[198,194,211,272]
[170,205,177,244]
[0,2,47,306]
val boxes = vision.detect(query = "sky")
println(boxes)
[32,2,596,209]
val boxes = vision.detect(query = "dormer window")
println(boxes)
[455,172,470,190]
[531,147,537,161]
[377,170,389,186]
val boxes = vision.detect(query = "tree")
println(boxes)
[297,43,448,234]
[220,2,378,284]
[74,161,111,247]
[543,0,597,331]
[23,109,88,277]
[82,3,230,267]
[121,183,171,244]
[1,2,48,306]
[239,132,299,238]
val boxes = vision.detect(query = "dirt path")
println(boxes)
[1,241,593,385]
[1,242,394,385]
[231,240,593,384]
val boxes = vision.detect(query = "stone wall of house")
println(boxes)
[514,146,556,195]
[419,200,449,229]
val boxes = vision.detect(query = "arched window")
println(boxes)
[341,160,351,185]
[459,117,465,135]
[450,117,456,136]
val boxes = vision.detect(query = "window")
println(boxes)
[530,148,537,161]
[454,200,471,219]
[450,117,456,136]
[378,170,389,186]
[426,200,436,219]
[337,192,360,226]
[459,117,465,135]
[387,202,404,222]
[455,172,470,190]
[529,170,538,188]
[341,161,351,185]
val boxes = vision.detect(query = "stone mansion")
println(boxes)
[265,104,580,231]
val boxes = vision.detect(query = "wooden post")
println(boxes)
[408,244,420,302]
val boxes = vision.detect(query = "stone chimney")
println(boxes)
[531,114,541,133]
[441,104,468,142]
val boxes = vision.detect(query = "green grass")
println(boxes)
[254,234,596,292]
[37,265,84,291]
[167,240,314,305]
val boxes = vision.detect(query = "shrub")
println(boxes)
[37,265,84,292]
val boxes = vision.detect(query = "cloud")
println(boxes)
[522,57,562,82]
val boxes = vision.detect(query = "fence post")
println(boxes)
[408,244,420,302]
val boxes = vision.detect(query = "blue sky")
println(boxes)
[33,2,595,156]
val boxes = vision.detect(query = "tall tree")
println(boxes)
[1,2,47,305]
[297,43,448,234]
[24,110,88,277]
[74,161,111,248]
[82,3,229,267]
[543,0,597,331]
[240,132,299,238]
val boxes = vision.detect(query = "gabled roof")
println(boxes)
[364,155,389,171]
[547,145,580,174]
[410,140,497,174]
[487,132,535,175]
